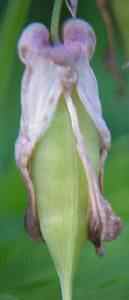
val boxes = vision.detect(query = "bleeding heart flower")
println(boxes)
[15,18,122,300]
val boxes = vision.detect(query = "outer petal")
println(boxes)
[15,58,62,239]
[77,58,110,145]
[65,95,122,254]
[18,23,49,65]
[20,58,62,143]
[76,58,111,190]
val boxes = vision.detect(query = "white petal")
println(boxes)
[76,58,111,150]
[65,95,105,230]
[65,95,122,253]
[15,58,62,239]
[76,58,111,192]
[20,58,62,144]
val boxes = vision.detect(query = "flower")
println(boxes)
[15,19,122,255]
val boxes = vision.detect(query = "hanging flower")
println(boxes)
[15,18,122,300]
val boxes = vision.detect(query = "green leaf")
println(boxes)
[0,0,32,169]
[0,0,32,101]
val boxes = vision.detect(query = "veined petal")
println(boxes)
[65,94,122,254]
[76,58,111,149]
[15,57,62,239]
[18,23,49,64]
[76,57,111,191]
[74,57,122,251]
[20,58,62,143]
[63,18,110,152]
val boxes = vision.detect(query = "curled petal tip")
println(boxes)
[18,23,49,64]
[24,206,42,241]
[63,18,96,59]
[88,197,122,255]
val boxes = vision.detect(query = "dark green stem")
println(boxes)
[50,0,63,43]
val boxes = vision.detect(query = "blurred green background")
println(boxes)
[0,0,129,299]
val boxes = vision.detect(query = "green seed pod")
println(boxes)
[15,19,122,300]
[31,94,99,300]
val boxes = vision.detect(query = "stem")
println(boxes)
[50,0,63,43]
[60,276,72,300]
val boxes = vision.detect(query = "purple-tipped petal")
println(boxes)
[43,43,81,66]
[18,23,49,64]
[63,18,96,59]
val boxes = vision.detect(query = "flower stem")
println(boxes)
[60,275,73,300]
[50,0,63,43]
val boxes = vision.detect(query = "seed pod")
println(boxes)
[15,19,122,300]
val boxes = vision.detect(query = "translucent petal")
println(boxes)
[15,58,62,239]
[76,58,111,150]
[20,58,62,143]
